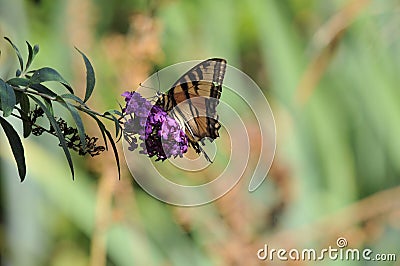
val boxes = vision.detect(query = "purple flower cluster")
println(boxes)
[122,91,188,161]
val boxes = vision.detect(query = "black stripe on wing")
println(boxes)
[171,58,226,88]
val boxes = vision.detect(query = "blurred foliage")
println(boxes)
[0,38,122,182]
[1,0,400,265]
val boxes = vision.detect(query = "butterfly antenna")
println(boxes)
[139,82,155,90]
[138,82,161,102]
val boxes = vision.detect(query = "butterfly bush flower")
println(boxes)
[122,91,188,161]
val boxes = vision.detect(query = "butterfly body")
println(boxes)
[155,58,227,162]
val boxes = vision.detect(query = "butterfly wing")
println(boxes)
[158,58,226,111]
[171,58,226,88]
[156,58,227,159]
[167,82,221,138]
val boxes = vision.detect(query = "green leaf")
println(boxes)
[61,93,85,105]
[103,125,121,180]
[42,97,54,116]
[14,91,22,105]
[33,44,39,55]
[7,77,30,87]
[25,41,36,71]
[0,116,26,181]
[4,37,24,74]
[30,84,58,98]
[75,48,95,103]
[18,93,32,138]
[56,96,87,150]
[84,110,108,150]
[7,79,58,103]
[85,111,121,179]
[104,110,122,140]
[30,67,73,94]
[0,78,17,117]
[29,95,75,180]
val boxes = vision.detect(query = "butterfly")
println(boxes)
[154,58,227,162]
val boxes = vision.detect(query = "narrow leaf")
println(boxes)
[42,97,54,116]
[104,110,122,139]
[19,93,32,138]
[7,79,58,102]
[25,41,35,71]
[0,116,26,181]
[108,107,123,117]
[61,93,85,105]
[0,78,17,117]
[85,111,108,151]
[7,77,30,87]
[14,91,22,105]
[4,37,24,74]
[30,67,73,94]
[75,48,95,103]
[33,44,39,55]
[56,96,86,149]
[29,95,75,180]
[88,112,121,180]
[30,84,58,97]
[103,126,121,180]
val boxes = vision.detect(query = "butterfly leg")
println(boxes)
[198,144,213,163]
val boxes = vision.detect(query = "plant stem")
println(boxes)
[12,86,57,101]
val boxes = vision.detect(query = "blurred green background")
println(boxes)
[1,0,400,265]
